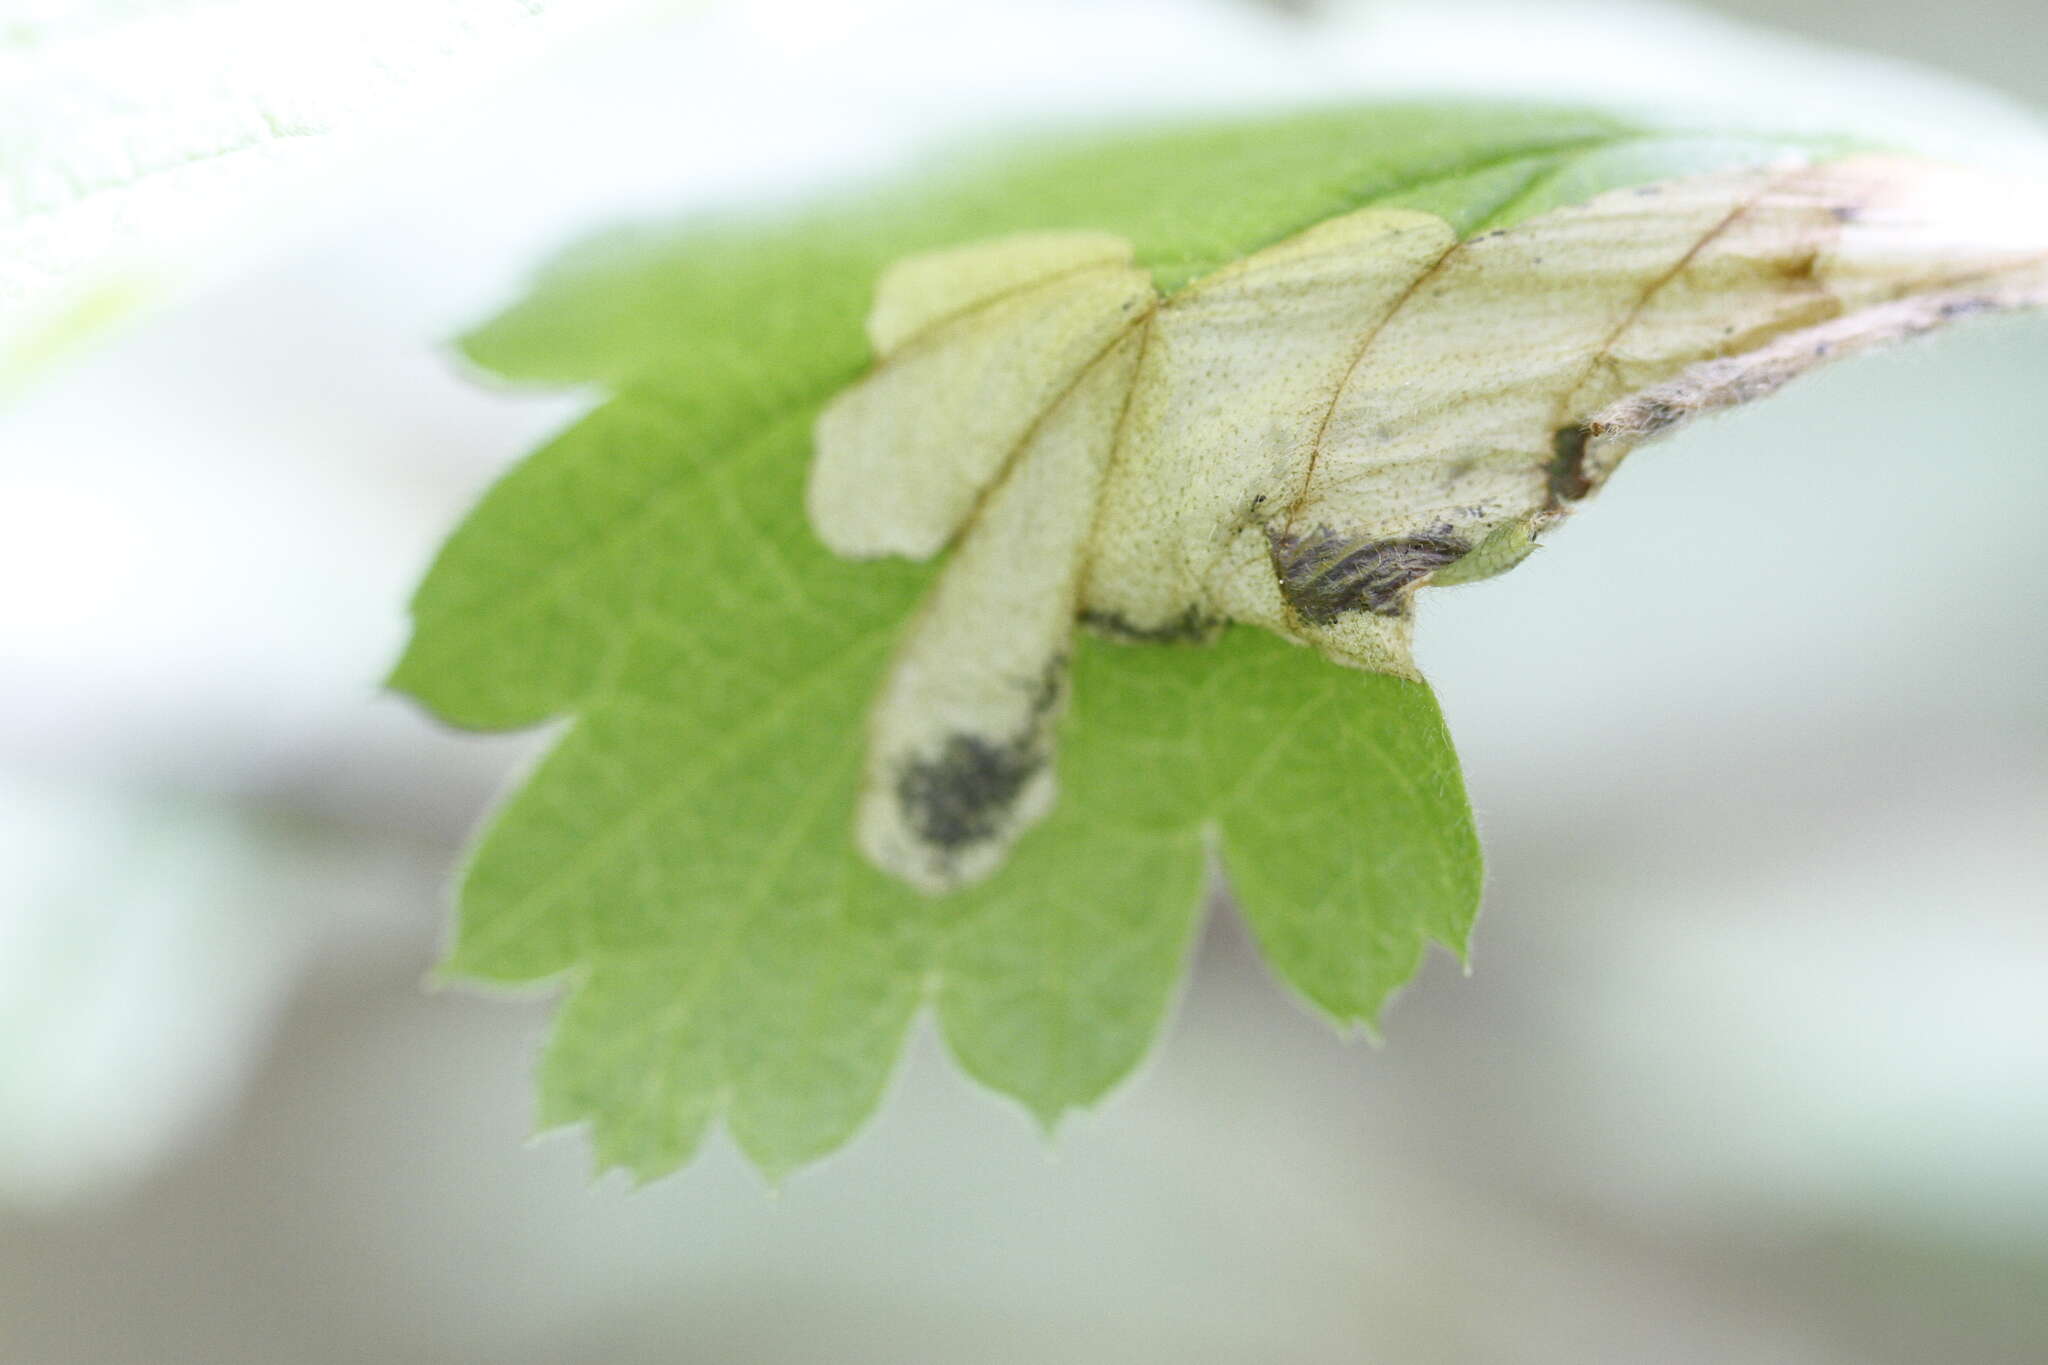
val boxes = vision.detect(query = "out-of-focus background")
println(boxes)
[3,1,2045,1361]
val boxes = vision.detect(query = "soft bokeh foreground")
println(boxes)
[2,1,2044,1361]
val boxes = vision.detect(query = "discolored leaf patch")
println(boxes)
[819,154,2048,893]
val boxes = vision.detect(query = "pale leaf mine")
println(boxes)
[809,155,2048,893]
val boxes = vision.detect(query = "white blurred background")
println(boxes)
[2,2,2045,1361]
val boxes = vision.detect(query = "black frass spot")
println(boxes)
[895,734,1043,854]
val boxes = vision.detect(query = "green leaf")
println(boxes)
[395,102,1961,1180]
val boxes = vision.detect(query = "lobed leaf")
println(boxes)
[394,102,2045,1179]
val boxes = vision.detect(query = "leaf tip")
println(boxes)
[1026,1098,1074,1144]
[381,636,472,731]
